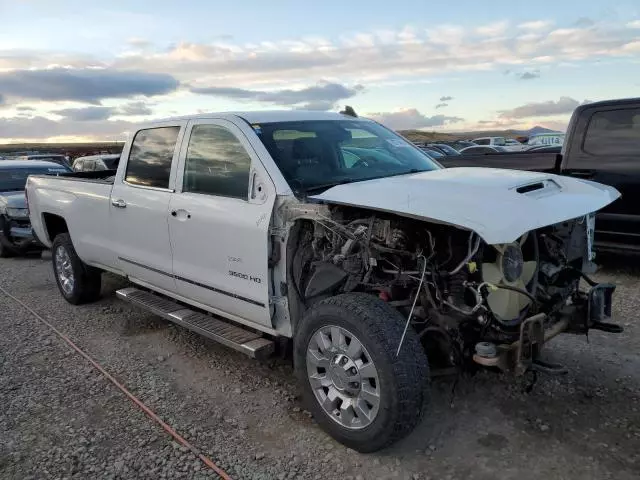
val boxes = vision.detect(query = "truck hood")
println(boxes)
[309,167,620,245]
[0,191,27,209]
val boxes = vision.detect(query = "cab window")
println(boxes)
[125,126,180,188]
[183,124,252,200]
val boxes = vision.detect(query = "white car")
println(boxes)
[25,110,621,452]
[459,145,509,154]
[504,138,527,151]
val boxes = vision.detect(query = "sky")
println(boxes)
[0,0,639,142]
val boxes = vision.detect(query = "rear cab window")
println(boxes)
[583,108,640,156]
[125,126,181,188]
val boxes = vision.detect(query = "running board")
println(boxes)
[116,287,274,359]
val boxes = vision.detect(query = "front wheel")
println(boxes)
[294,293,430,453]
[52,233,102,305]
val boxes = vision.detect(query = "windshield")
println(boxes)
[0,166,69,191]
[253,120,440,193]
[493,137,506,146]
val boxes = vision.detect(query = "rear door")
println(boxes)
[562,105,640,251]
[110,122,187,292]
[168,118,276,328]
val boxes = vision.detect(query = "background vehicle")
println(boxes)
[425,143,461,156]
[471,136,506,146]
[72,153,121,172]
[459,145,508,154]
[16,153,71,168]
[525,145,562,153]
[0,160,71,256]
[420,146,446,158]
[448,140,477,150]
[528,132,565,147]
[437,97,640,254]
[26,110,621,452]
[504,138,526,151]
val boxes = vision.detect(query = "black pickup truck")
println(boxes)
[437,97,640,254]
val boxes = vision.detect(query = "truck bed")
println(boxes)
[26,172,116,257]
[53,169,117,184]
[437,151,560,172]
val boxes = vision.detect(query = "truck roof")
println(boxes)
[145,110,369,126]
[573,97,640,114]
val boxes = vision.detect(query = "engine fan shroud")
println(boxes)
[481,233,538,325]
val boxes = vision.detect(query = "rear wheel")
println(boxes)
[294,293,429,453]
[52,233,102,304]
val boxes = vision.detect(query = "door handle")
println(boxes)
[171,210,191,219]
[111,199,127,208]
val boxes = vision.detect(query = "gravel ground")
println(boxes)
[0,252,639,479]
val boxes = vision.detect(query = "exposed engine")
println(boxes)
[289,206,600,372]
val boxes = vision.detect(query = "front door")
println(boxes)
[168,118,276,328]
[110,123,186,292]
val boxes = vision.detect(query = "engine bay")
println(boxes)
[288,205,605,373]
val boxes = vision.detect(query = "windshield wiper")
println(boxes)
[301,169,427,195]
[302,178,356,194]
[364,168,426,181]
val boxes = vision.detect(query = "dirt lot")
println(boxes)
[0,253,638,480]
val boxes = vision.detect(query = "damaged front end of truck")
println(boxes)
[280,169,624,380]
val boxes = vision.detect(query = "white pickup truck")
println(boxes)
[26,110,622,452]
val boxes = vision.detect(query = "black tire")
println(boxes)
[0,237,12,258]
[294,293,430,453]
[52,233,102,305]
[0,231,16,258]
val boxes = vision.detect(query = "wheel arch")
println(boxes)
[42,213,69,244]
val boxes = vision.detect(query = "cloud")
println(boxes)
[439,96,453,102]
[0,94,4,106]
[475,21,509,37]
[16,105,35,112]
[0,68,179,104]
[117,101,153,116]
[1,21,639,93]
[435,103,448,109]
[368,109,463,130]
[499,97,589,118]
[518,20,553,31]
[191,81,363,110]
[574,17,595,28]
[127,37,151,48]
[0,115,133,141]
[628,20,640,28]
[53,106,115,121]
[51,100,156,121]
[519,70,541,80]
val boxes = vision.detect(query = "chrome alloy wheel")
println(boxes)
[55,245,75,295]
[306,325,380,430]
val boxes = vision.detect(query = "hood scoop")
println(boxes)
[515,178,561,197]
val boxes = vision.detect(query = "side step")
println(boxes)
[116,287,274,359]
